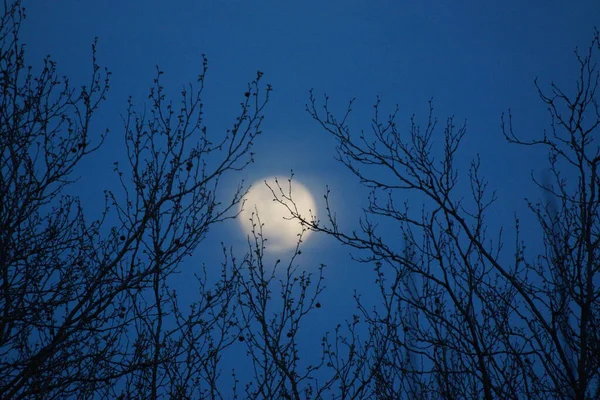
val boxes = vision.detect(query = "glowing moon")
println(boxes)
[239,177,316,252]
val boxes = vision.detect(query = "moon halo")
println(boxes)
[238,177,316,252]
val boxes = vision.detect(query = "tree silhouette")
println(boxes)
[2,0,599,398]
[0,2,270,398]
[276,29,600,400]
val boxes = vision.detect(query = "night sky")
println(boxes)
[20,0,600,393]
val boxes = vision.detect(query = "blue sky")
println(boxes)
[20,0,600,393]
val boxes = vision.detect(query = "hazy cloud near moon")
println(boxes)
[238,177,316,252]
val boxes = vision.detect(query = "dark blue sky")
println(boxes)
[21,0,600,392]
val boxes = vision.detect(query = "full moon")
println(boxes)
[238,177,316,252]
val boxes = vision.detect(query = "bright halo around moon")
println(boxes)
[239,177,316,252]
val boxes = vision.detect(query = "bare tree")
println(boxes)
[0,1,271,398]
[235,179,327,399]
[276,29,600,399]
[4,0,600,398]
[501,29,600,399]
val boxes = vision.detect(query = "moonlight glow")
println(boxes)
[239,177,316,252]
